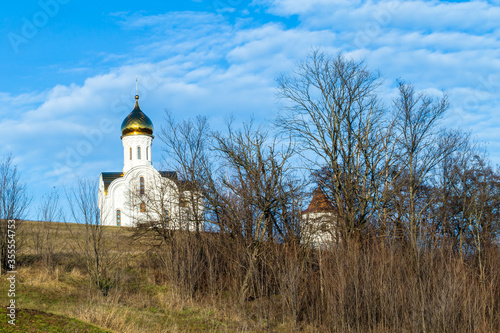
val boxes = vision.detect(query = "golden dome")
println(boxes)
[121,95,154,138]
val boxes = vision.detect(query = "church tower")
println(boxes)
[120,95,154,173]
[301,188,337,247]
[99,89,203,230]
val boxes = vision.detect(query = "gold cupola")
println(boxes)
[121,95,154,138]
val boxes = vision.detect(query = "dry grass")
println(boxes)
[2,221,240,332]
[4,220,499,332]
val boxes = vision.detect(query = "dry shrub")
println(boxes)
[74,299,137,333]
[146,228,499,332]
[19,221,499,332]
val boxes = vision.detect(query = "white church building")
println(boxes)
[98,94,202,230]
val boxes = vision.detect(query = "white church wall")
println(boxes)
[301,211,336,247]
[100,164,201,230]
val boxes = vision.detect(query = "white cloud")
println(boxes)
[257,0,500,34]
[3,2,500,220]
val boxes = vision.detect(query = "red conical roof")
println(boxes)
[303,188,335,213]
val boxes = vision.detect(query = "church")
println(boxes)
[97,91,331,244]
[98,94,202,230]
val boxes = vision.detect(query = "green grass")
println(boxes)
[0,308,111,333]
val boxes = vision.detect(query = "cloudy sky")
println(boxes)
[1,0,499,219]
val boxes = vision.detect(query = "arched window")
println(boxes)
[140,177,145,195]
[137,146,141,160]
[140,203,146,212]
[146,147,149,161]
[116,210,121,226]
[129,147,132,160]
[163,209,169,226]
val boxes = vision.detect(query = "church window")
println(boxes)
[140,177,145,195]
[319,223,329,233]
[129,147,132,160]
[179,197,188,208]
[164,209,169,226]
[140,203,146,212]
[116,210,121,226]
[137,146,141,159]
[146,147,149,160]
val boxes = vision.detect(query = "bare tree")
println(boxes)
[212,119,304,242]
[437,150,500,274]
[66,177,118,295]
[159,112,210,233]
[210,120,305,303]
[32,189,62,269]
[392,80,466,252]
[160,114,305,303]
[276,51,397,241]
[0,154,30,274]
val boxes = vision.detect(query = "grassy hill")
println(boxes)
[0,308,111,333]
[2,220,498,332]
[0,221,244,333]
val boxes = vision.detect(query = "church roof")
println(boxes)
[121,95,154,138]
[302,188,335,214]
[101,170,178,195]
[159,171,177,180]
[101,172,124,195]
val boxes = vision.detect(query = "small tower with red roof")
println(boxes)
[301,188,336,246]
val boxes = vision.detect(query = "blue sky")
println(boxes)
[1,0,499,219]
